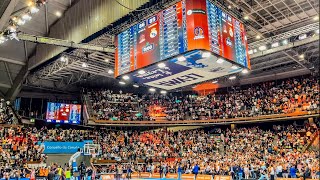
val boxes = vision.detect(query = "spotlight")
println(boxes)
[30,6,39,14]
[282,39,288,45]
[8,25,17,32]
[298,34,307,40]
[253,49,257,53]
[122,75,130,80]
[160,90,167,94]
[55,11,62,17]
[228,5,232,9]
[242,69,248,74]
[119,81,126,85]
[212,80,218,84]
[256,35,261,39]
[216,58,224,64]
[202,52,211,58]
[0,35,7,44]
[17,19,26,26]
[248,50,253,55]
[158,62,166,68]
[22,13,32,21]
[133,84,139,88]
[81,62,88,68]
[243,15,249,20]
[149,88,156,92]
[313,16,319,21]
[192,86,197,89]
[177,56,186,62]
[316,29,319,34]
[138,70,146,75]
[271,42,279,48]
[231,65,239,70]
[258,45,267,51]
[60,56,68,62]
[229,76,236,80]
[108,69,113,74]
[299,54,304,59]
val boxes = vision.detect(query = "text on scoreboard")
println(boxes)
[115,0,250,77]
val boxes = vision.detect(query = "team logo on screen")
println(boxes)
[229,28,234,37]
[150,28,158,38]
[226,37,233,47]
[194,27,204,40]
[142,42,154,53]
[187,9,206,16]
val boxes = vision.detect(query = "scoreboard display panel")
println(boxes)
[115,0,250,77]
[46,102,81,124]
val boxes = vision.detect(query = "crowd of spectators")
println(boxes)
[0,120,319,179]
[89,76,319,121]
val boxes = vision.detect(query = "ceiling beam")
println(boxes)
[0,82,11,89]
[250,35,319,59]
[0,57,26,66]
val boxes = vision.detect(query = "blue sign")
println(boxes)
[40,140,93,154]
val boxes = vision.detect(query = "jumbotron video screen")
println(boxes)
[46,102,81,124]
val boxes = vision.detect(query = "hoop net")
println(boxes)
[83,143,100,156]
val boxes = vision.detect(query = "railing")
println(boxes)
[82,94,95,125]
[91,110,319,126]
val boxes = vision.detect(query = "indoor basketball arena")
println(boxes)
[0,0,319,180]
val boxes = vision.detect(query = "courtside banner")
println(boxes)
[39,140,93,154]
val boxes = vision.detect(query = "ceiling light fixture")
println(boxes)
[30,6,39,14]
[22,13,32,21]
[216,58,224,64]
[282,39,288,45]
[212,80,218,84]
[177,56,186,62]
[122,75,130,80]
[256,35,261,39]
[108,69,113,74]
[242,69,248,74]
[313,16,319,21]
[149,88,156,92]
[8,25,17,32]
[60,56,67,62]
[133,84,139,88]
[55,11,62,17]
[229,76,236,80]
[258,45,267,51]
[243,15,249,20]
[81,62,88,68]
[248,50,253,55]
[271,42,279,48]
[138,70,146,75]
[299,54,304,59]
[0,35,7,44]
[231,65,239,69]
[158,62,166,68]
[17,19,26,26]
[119,81,126,85]
[202,52,211,58]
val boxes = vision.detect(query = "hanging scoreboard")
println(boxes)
[115,0,251,89]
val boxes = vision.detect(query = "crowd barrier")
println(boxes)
[100,172,217,180]
[93,110,319,126]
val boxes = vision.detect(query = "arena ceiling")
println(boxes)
[0,0,319,100]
